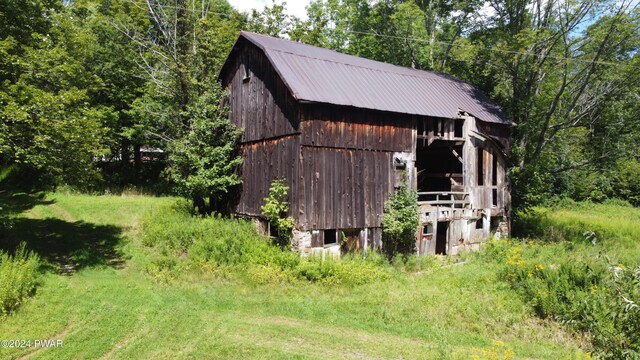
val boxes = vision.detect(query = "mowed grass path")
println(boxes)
[0,193,586,359]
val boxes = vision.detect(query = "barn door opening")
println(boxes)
[435,222,448,255]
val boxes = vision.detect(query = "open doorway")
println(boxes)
[436,222,448,255]
[416,143,464,193]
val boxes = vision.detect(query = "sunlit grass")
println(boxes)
[0,193,597,359]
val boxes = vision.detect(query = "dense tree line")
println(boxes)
[0,0,638,210]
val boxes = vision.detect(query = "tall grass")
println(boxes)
[514,200,640,265]
[141,201,388,285]
[0,243,40,318]
[493,201,640,358]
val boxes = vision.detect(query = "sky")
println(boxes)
[227,0,311,20]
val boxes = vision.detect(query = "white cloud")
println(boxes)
[227,0,310,20]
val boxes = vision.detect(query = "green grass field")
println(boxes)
[3,192,632,359]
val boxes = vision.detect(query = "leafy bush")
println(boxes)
[382,183,419,256]
[166,86,243,214]
[141,201,387,286]
[502,245,605,319]
[584,265,640,358]
[261,179,294,242]
[0,243,40,318]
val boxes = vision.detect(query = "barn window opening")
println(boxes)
[492,189,498,207]
[477,147,484,186]
[323,229,337,246]
[416,143,463,194]
[422,224,433,236]
[476,218,483,229]
[492,153,498,186]
[340,228,362,253]
[454,119,464,138]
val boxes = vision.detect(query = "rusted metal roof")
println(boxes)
[225,31,509,125]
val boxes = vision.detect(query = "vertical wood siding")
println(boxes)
[224,41,299,143]
[301,104,414,152]
[296,104,411,231]
[297,146,393,231]
[235,136,300,218]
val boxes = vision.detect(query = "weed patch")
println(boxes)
[141,201,387,286]
[0,243,40,318]
[482,236,639,358]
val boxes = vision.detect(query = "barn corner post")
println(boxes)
[218,32,512,258]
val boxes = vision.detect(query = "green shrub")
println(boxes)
[141,200,202,253]
[382,182,419,256]
[292,256,388,286]
[260,179,294,243]
[0,243,40,318]
[585,265,640,359]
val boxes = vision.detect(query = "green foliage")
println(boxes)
[382,183,419,256]
[0,6,112,188]
[611,159,640,206]
[0,243,40,319]
[246,1,291,38]
[490,201,640,357]
[166,86,242,212]
[496,243,640,358]
[260,179,294,241]
[146,257,180,284]
[141,201,386,286]
[0,192,593,358]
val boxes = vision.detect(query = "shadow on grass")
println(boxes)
[6,218,124,274]
[513,209,595,244]
[1,190,125,274]
[0,190,53,215]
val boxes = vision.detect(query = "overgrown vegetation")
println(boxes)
[260,179,294,244]
[142,201,386,286]
[482,240,640,358]
[381,182,419,256]
[0,191,599,358]
[483,201,640,358]
[0,243,40,319]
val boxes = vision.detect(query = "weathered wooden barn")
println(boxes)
[219,31,511,256]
